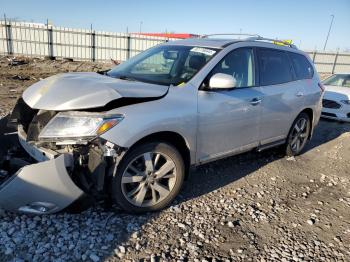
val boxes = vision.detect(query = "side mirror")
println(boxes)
[209,73,237,89]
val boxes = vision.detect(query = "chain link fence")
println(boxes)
[1,21,350,74]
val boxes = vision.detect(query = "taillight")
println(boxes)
[318,82,325,92]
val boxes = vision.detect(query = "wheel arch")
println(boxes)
[299,108,314,139]
[126,131,191,178]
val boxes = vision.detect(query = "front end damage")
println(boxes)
[0,98,125,214]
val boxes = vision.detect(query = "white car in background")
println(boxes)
[321,73,350,122]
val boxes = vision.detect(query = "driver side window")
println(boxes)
[208,48,255,88]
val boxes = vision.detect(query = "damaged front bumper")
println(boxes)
[0,125,85,214]
[0,98,124,214]
[0,153,84,214]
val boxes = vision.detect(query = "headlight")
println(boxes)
[340,100,350,105]
[39,112,124,141]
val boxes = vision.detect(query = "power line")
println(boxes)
[323,14,334,51]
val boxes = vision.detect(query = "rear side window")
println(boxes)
[289,52,314,80]
[258,48,293,86]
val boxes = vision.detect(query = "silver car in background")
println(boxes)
[0,35,323,214]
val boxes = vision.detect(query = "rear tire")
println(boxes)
[111,142,185,213]
[285,112,311,156]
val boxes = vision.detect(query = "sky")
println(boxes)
[1,0,349,51]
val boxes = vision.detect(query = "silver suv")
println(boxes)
[0,35,323,214]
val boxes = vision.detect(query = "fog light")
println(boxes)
[18,202,58,214]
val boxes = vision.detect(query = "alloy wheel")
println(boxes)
[289,117,309,153]
[121,152,177,207]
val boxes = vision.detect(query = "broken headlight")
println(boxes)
[38,112,123,141]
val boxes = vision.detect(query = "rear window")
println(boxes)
[289,52,314,80]
[258,48,293,86]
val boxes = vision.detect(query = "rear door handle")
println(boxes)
[250,98,262,106]
[296,92,304,97]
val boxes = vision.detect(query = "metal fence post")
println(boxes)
[5,22,13,55]
[91,30,96,62]
[47,24,54,59]
[127,35,131,59]
[312,50,317,63]
[332,50,339,74]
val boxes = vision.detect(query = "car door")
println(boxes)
[257,48,306,145]
[197,47,263,163]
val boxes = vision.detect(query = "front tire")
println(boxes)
[285,112,311,156]
[111,142,185,213]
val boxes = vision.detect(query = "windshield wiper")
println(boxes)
[117,75,137,81]
[97,69,110,75]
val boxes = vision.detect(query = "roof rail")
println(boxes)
[200,33,261,38]
[246,36,298,49]
[200,33,297,49]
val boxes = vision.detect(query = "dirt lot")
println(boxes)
[0,57,349,261]
[0,56,112,118]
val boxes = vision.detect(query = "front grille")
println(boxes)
[321,112,337,117]
[322,99,341,109]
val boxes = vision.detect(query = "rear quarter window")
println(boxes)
[258,48,293,86]
[289,52,314,80]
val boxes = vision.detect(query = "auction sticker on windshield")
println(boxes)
[191,47,216,56]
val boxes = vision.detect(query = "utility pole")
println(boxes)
[323,14,334,51]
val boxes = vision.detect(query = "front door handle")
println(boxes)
[250,98,262,106]
[296,92,304,97]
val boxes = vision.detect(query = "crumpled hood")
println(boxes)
[23,72,169,110]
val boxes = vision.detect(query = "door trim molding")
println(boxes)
[196,142,259,165]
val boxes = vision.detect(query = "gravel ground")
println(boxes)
[0,57,349,262]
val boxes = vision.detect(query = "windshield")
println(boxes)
[107,45,218,86]
[322,74,350,88]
